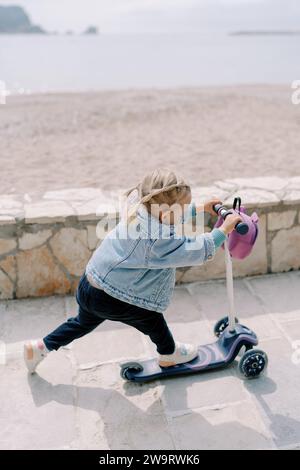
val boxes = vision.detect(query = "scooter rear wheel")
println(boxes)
[120,361,143,380]
[239,349,268,379]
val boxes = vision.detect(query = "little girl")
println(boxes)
[24,168,241,373]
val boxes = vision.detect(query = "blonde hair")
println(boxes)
[124,168,191,223]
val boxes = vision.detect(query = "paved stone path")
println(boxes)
[1,271,300,450]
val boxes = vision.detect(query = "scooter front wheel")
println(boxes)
[214,316,239,337]
[239,349,268,379]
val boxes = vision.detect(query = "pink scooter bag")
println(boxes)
[214,197,259,259]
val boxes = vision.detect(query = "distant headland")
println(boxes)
[0,5,46,34]
[0,5,99,35]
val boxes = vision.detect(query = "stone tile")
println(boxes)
[282,190,300,205]
[244,337,300,448]
[16,245,71,297]
[70,192,120,221]
[271,226,300,272]
[0,216,16,226]
[270,310,300,324]
[188,279,282,340]
[238,315,282,341]
[224,189,279,207]
[0,349,76,450]
[248,272,300,314]
[288,177,300,190]
[73,364,174,450]
[0,296,66,344]
[278,319,300,343]
[50,228,90,276]
[71,200,103,221]
[227,176,288,193]
[24,200,75,223]
[169,401,273,450]
[187,279,264,321]
[162,368,247,413]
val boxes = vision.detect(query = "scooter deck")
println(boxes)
[122,325,258,382]
[129,344,226,382]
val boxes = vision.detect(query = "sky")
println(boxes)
[0,0,300,33]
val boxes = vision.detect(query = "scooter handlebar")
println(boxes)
[213,203,249,235]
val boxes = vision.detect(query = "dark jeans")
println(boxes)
[43,273,175,355]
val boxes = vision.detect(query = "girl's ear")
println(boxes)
[160,210,171,224]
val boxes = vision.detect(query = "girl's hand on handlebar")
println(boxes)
[203,198,223,216]
[219,213,243,235]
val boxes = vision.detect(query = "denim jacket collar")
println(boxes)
[136,204,175,239]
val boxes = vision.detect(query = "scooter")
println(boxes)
[120,202,268,382]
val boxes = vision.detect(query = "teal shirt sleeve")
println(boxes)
[211,228,226,248]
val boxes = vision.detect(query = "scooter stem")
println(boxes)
[224,238,236,332]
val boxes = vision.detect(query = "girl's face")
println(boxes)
[159,192,192,225]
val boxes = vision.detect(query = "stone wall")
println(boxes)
[0,177,300,300]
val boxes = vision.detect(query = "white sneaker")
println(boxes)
[158,342,198,367]
[24,340,49,374]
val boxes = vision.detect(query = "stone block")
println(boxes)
[50,228,90,276]
[16,245,71,297]
[19,230,52,250]
[0,270,14,299]
[271,226,300,272]
[268,210,296,231]
[86,225,101,250]
[0,238,17,256]
[0,255,16,282]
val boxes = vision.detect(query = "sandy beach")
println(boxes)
[1,85,299,195]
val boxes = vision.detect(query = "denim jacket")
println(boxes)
[86,204,226,313]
